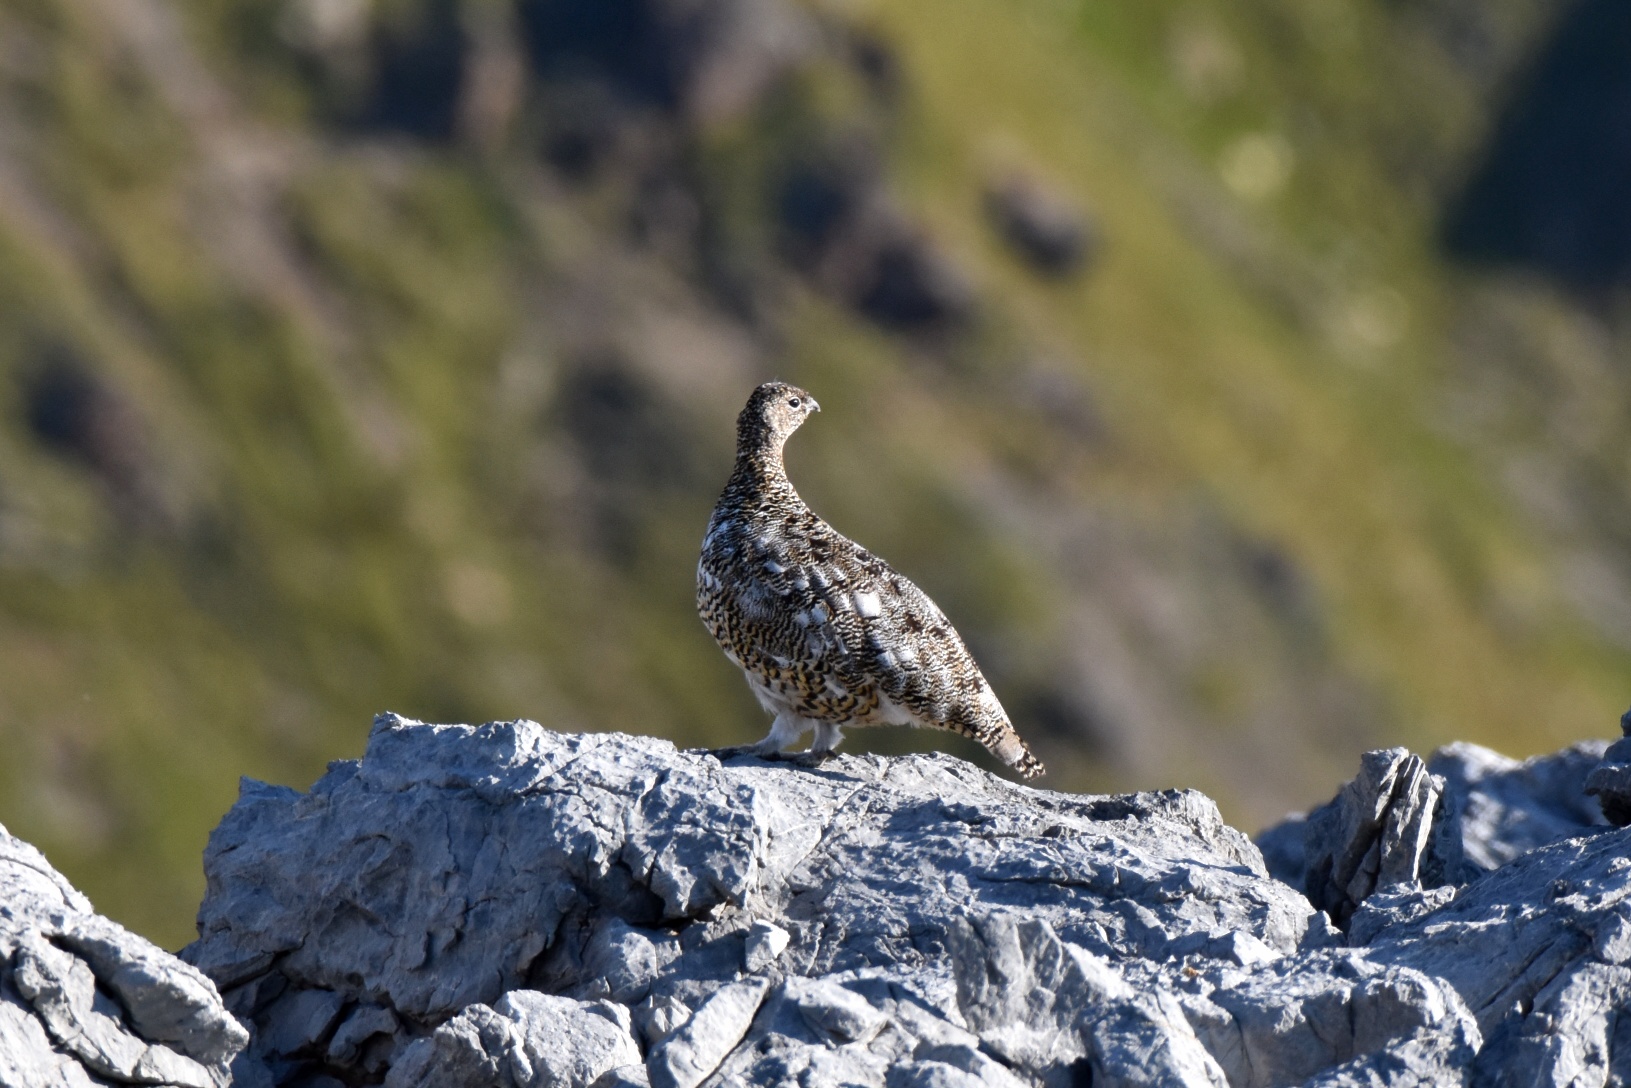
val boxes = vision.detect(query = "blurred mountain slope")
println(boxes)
[0,0,1627,948]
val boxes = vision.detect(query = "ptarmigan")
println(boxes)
[697,381,1045,779]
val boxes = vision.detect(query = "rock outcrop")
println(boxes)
[0,823,256,1088]
[1296,747,1465,930]
[11,711,1627,1086]
[167,713,1631,1086]
[1432,739,1611,868]
[1257,737,1613,891]
[184,714,1322,1087]
[1586,709,1631,826]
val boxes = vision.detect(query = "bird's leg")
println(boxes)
[710,712,807,762]
[808,721,844,754]
[784,722,843,767]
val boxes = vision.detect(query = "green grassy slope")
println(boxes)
[865,0,1624,745]
[0,0,1625,949]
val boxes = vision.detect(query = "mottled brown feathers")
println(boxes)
[697,381,1045,779]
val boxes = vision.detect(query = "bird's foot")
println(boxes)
[704,747,835,769]
[706,745,759,761]
[707,745,795,763]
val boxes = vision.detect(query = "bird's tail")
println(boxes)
[991,730,1046,780]
[965,687,1046,780]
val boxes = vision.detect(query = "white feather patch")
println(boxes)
[875,692,917,727]
[852,590,882,618]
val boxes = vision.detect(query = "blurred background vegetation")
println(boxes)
[2,0,1631,948]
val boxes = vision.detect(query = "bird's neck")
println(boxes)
[727,439,801,508]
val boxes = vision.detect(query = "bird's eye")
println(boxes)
[788,397,801,408]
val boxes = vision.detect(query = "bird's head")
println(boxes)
[736,381,820,459]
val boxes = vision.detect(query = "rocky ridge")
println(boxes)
[179,712,1631,1087]
[7,710,1631,1086]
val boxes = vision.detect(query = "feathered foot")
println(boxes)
[704,746,835,770]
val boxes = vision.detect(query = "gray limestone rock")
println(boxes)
[256,986,346,1060]
[1263,739,1613,894]
[785,976,888,1045]
[1182,950,1481,1087]
[576,919,684,1006]
[326,1002,399,1071]
[177,715,1631,1086]
[0,821,254,1088]
[1429,739,1610,868]
[1254,811,1308,888]
[946,913,1116,1072]
[385,990,642,1088]
[646,977,769,1088]
[1586,708,1631,826]
[1247,737,1631,1082]
[1301,748,1465,930]
[1345,884,1460,947]
[740,922,788,975]
[1367,830,1631,1041]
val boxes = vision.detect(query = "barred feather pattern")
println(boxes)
[697,382,1045,779]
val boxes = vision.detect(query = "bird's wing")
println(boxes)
[839,560,1044,776]
[729,524,869,674]
[722,514,1044,777]
[744,522,993,722]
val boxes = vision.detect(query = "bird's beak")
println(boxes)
[809,397,821,412]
